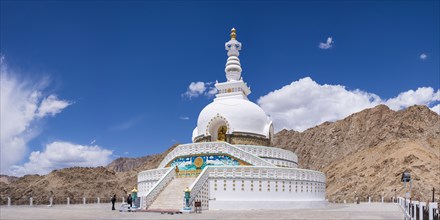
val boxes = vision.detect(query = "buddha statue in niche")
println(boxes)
[217,126,227,141]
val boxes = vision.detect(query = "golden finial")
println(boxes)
[230,28,236,39]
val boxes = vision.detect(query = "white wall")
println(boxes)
[208,178,325,202]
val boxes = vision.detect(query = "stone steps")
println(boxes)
[148,177,196,211]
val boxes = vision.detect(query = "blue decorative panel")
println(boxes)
[170,155,240,171]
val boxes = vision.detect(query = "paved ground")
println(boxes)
[0,202,404,219]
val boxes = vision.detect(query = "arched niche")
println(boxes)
[206,114,230,142]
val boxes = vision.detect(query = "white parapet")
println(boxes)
[137,168,170,197]
[188,166,326,210]
[235,145,298,168]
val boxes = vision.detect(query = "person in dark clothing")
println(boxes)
[127,194,132,208]
[111,194,116,210]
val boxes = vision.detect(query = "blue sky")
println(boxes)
[1,1,439,176]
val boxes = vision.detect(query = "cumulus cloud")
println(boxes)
[0,57,71,174]
[384,87,440,110]
[319,37,334,49]
[431,104,440,114]
[420,53,428,60]
[9,141,113,176]
[182,81,217,99]
[179,116,190,120]
[258,77,439,132]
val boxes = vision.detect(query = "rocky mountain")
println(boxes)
[0,145,177,205]
[0,175,18,185]
[106,155,154,172]
[273,105,440,202]
[1,105,438,204]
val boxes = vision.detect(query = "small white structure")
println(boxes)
[138,28,326,211]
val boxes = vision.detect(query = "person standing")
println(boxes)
[111,194,116,210]
[127,194,132,208]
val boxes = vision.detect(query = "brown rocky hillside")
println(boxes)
[0,175,19,185]
[273,104,440,202]
[0,146,177,205]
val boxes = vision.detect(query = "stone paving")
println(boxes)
[0,202,404,219]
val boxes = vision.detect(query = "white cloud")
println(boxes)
[179,116,190,120]
[420,53,428,60]
[183,81,206,98]
[384,87,439,110]
[182,81,217,99]
[431,104,440,114]
[8,141,113,176]
[258,77,439,132]
[207,87,218,96]
[319,37,334,49]
[0,57,71,174]
[37,95,71,117]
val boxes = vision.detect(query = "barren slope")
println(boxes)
[273,105,440,201]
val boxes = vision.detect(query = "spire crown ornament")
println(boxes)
[224,28,242,81]
[230,28,237,39]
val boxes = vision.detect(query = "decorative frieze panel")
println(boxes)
[158,142,276,169]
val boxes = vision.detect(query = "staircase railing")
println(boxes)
[187,166,210,210]
[141,167,175,210]
[158,142,276,168]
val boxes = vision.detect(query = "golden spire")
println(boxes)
[230,28,236,40]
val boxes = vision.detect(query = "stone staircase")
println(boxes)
[147,177,196,211]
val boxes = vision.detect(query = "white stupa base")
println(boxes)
[209,200,328,210]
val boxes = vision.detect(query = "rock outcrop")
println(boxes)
[273,105,440,202]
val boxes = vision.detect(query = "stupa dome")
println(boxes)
[192,97,273,142]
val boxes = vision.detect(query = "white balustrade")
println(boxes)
[187,166,211,210]
[141,167,175,210]
[138,168,170,182]
[397,197,438,220]
[235,145,298,164]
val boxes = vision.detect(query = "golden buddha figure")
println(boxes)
[217,126,227,141]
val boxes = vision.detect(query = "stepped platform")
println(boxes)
[147,177,195,212]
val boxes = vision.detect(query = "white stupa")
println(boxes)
[193,28,273,145]
[137,28,326,211]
